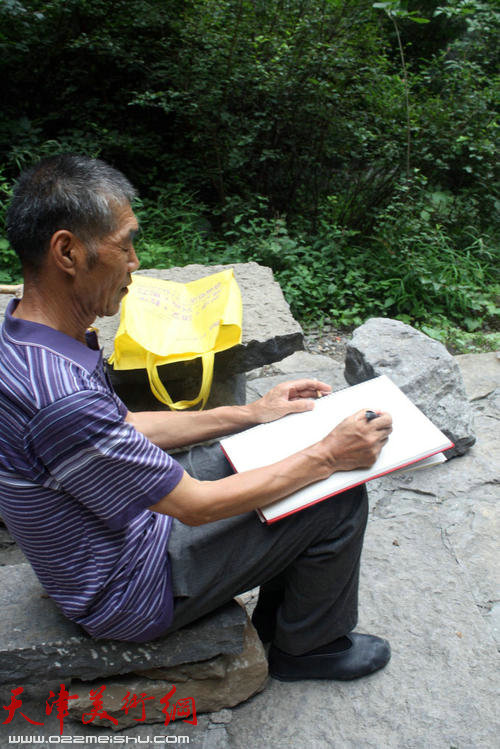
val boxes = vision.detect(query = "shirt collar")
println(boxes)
[3,298,102,374]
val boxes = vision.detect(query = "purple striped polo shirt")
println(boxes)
[0,299,184,641]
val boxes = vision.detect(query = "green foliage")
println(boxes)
[0,0,498,352]
[146,181,497,349]
[0,169,21,283]
[1,0,497,229]
[0,236,20,284]
[134,185,218,267]
[373,1,429,23]
[420,320,500,354]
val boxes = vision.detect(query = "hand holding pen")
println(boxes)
[320,407,393,471]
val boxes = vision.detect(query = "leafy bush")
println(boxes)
[0,0,497,352]
[0,169,21,283]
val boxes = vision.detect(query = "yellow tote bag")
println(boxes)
[108,269,242,410]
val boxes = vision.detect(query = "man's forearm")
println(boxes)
[126,379,332,450]
[125,404,259,449]
[149,439,333,525]
[149,407,393,525]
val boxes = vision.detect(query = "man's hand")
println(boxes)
[150,405,393,525]
[250,378,332,424]
[321,409,393,472]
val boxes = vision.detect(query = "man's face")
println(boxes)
[76,203,140,319]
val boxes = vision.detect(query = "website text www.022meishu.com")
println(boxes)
[8,735,190,744]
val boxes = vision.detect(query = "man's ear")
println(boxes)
[49,230,82,276]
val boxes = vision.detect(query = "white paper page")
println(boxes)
[220,375,453,522]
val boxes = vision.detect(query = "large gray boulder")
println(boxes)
[0,263,304,410]
[344,318,475,458]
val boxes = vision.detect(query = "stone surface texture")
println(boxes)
[454,351,499,400]
[246,349,348,402]
[0,563,246,694]
[68,615,268,730]
[345,317,476,457]
[0,335,498,747]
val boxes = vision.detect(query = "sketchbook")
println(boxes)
[220,375,454,524]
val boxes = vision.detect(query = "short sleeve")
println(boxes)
[26,389,184,530]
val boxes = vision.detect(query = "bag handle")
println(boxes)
[146,351,215,410]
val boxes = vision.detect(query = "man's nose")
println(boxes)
[128,246,140,272]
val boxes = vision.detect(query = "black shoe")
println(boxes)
[268,633,391,681]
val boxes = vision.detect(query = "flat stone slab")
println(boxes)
[0,263,303,372]
[0,263,304,410]
[98,262,303,375]
[103,264,303,409]
[0,522,27,566]
[0,564,246,693]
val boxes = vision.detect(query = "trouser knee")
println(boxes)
[302,482,369,542]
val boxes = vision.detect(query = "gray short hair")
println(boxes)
[6,154,137,271]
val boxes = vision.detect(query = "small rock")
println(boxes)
[345,318,476,457]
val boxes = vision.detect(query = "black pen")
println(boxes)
[365,410,379,422]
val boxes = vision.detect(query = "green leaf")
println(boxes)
[408,16,430,24]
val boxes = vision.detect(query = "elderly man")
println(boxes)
[0,154,392,681]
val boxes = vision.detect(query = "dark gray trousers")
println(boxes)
[164,443,368,655]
